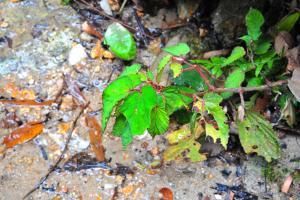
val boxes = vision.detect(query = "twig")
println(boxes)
[76,0,154,40]
[23,103,89,199]
[274,124,300,136]
[212,80,288,93]
[133,8,149,45]
[118,0,128,14]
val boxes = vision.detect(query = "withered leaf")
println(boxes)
[3,123,44,148]
[0,99,54,106]
[65,75,87,106]
[159,187,173,200]
[288,67,300,102]
[86,115,105,162]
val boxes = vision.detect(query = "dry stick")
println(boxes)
[77,0,154,40]
[23,103,89,199]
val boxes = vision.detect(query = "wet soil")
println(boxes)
[0,0,300,200]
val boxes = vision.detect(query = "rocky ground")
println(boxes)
[0,0,300,199]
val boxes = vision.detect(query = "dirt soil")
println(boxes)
[0,0,300,200]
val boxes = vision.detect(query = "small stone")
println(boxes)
[122,185,134,196]
[207,173,214,179]
[150,147,159,156]
[57,184,69,193]
[215,194,222,200]
[68,44,87,66]
[0,21,9,28]
[104,183,114,189]
[115,175,124,184]
[60,95,75,111]
[141,142,149,149]
[52,196,62,200]
[80,32,94,42]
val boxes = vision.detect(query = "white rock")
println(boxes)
[100,0,113,15]
[68,44,87,66]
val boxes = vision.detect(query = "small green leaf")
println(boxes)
[222,69,245,99]
[203,93,229,148]
[277,12,300,32]
[247,77,263,87]
[222,46,246,66]
[156,55,172,83]
[237,111,281,162]
[246,8,264,40]
[102,74,142,131]
[104,22,137,60]
[112,115,133,148]
[120,64,141,77]
[148,106,169,137]
[146,70,154,81]
[162,86,194,115]
[170,62,182,78]
[240,35,252,46]
[119,85,157,135]
[254,40,271,55]
[162,43,190,56]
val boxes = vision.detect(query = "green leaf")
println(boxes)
[163,138,206,162]
[146,70,154,81]
[120,64,141,77]
[102,74,142,131]
[254,40,271,55]
[222,69,245,99]
[247,77,263,87]
[162,43,190,56]
[162,86,194,115]
[170,62,182,78]
[237,111,281,162]
[203,93,229,148]
[119,85,157,135]
[104,22,137,60]
[112,115,133,148]
[240,35,252,46]
[148,106,169,137]
[276,12,300,32]
[156,55,172,83]
[173,65,207,91]
[222,46,246,66]
[246,8,264,40]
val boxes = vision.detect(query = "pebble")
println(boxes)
[215,194,222,200]
[80,32,94,42]
[104,183,114,189]
[68,44,87,66]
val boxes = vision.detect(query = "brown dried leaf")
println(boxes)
[281,174,293,193]
[3,123,44,148]
[286,46,300,71]
[288,67,300,102]
[86,115,105,162]
[159,187,173,200]
[274,31,294,56]
[91,40,103,59]
[0,99,54,106]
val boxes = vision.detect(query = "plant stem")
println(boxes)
[172,56,215,90]
[173,56,288,94]
[212,80,288,93]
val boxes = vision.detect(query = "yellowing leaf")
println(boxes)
[165,124,204,145]
[170,62,182,78]
[237,111,280,162]
[163,137,206,162]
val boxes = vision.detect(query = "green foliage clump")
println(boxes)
[101,8,299,162]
